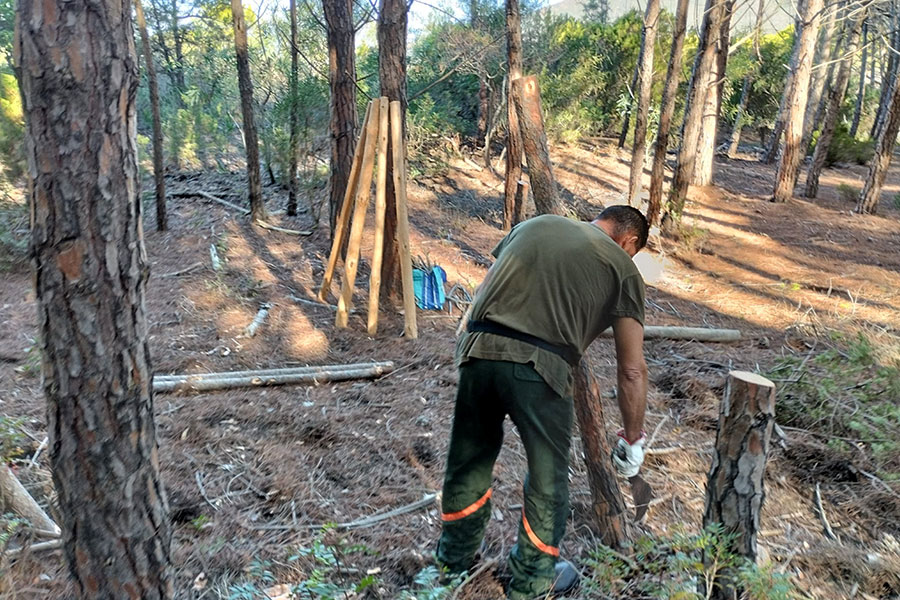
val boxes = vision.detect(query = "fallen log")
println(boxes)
[5,538,63,558]
[153,362,394,393]
[0,466,61,538]
[599,325,741,342]
[153,361,394,383]
[209,244,222,271]
[254,220,312,236]
[172,190,250,215]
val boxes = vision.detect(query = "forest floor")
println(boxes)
[1,142,900,599]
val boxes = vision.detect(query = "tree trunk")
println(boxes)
[15,0,173,594]
[666,0,731,223]
[702,371,776,600]
[323,0,358,234]
[377,0,407,299]
[870,6,898,139]
[771,0,823,203]
[855,70,900,214]
[647,0,689,227]
[801,0,841,154]
[573,362,630,549]
[232,0,266,221]
[728,77,751,157]
[286,0,300,216]
[135,0,167,231]
[626,0,661,205]
[849,19,867,138]
[512,75,565,216]
[805,15,862,198]
[503,0,524,229]
[618,63,640,148]
[763,13,803,164]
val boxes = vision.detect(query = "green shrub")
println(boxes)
[836,183,859,203]
[0,189,27,271]
[0,68,24,183]
[810,123,875,167]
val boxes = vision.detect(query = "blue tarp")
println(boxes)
[412,266,447,310]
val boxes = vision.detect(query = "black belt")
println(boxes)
[467,319,581,367]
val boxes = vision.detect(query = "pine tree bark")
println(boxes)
[703,371,776,600]
[666,0,730,223]
[618,63,640,148]
[693,1,734,187]
[855,69,900,214]
[763,12,803,164]
[323,0,358,234]
[728,77,751,157]
[135,0,167,231]
[512,75,565,216]
[232,0,266,221]
[627,0,661,205]
[286,0,300,216]
[801,0,839,152]
[378,0,407,298]
[771,0,823,203]
[647,0,689,227]
[805,16,862,198]
[503,0,524,229]
[15,0,173,594]
[849,19,867,138]
[573,362,630,549]
[870,7,897,139]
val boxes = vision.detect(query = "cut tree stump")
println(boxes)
[573,361,630,549]
[703,370,776,600]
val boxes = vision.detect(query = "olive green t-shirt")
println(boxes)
[456,214,645,397]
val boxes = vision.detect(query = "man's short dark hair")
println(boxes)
[597,205,650,250]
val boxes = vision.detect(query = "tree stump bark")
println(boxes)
[573,362,630,549]
[511,75,565,217]
[703,371,776,599]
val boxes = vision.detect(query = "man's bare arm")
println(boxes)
[612,316,648,442]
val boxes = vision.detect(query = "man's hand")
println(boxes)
[613,431,646,478]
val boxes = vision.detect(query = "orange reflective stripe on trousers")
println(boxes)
[442,488,492,522]
[521,509,560,557]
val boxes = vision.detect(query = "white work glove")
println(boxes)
[612,430,646,479]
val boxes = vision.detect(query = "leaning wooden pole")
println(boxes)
[319,101,372,302]
[368,97,390,336]
[154,362,394,393]
[703,371,776,600]
[390,100,418,339]
[336,100,381,328]
[573,362,630,549]
[511,75,564,216]
[503,0,524,229]
[0,466,61,537]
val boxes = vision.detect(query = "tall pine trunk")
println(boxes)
[232,0,266,221]
[848,19,867,138]
[763,12,803,164]
[627,0,661,205]
[693,3,733,188]
[378,0,407,298]
[15,0,173,595]
[856,68,900,214]
[870,6,898,139]
[323,0,358,235]
[504,0,525,229]
[666,0,731,223]
[286,0,300,216]
[647,0,689,227]
[729,0,765,158]
[805,15,862,198]
[800,0,838,154]
[512,76,565,216]
[618,64,640,148]
[771,0,823,203]
[135,0,167,231]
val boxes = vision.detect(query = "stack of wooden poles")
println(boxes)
[318,97,417,339]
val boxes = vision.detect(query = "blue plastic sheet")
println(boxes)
[412,266,447,310]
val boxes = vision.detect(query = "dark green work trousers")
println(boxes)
[436,359,573,599]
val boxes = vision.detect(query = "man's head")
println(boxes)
[592,205,649,257]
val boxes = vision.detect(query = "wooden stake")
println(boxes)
[319,101,373,302]
[336,99,381,328]
[390,100,418,339]
[368,97,390,336]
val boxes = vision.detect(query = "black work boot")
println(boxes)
[550,559,579,596]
